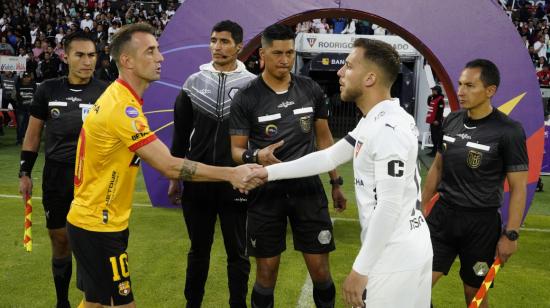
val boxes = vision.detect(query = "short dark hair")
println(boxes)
[464,59,500,88]
[261,24,295,47]
[110,23,156,64]
[211,20,243,44]
[353,38,400,86]
[62,31,95,53]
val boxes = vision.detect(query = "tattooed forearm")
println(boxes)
[179,160,197,180]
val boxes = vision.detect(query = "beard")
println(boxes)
[340,85,362,102]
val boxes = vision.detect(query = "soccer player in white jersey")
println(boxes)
[245,38,433,307]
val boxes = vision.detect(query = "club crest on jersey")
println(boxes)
[299,115,312,133]
[355,141,363,158]
[467,150,482,169]
[118,281,131,296]
[82,106,90,121]
[265,124,278,137]
[50,108,60,119]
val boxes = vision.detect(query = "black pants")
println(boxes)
[181,182,249,308]
[15,106,30,144]
[430,123,442,153]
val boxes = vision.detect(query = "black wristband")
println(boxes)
[329,176,343,186]
[20,151,38,175]
[242,149,258,164]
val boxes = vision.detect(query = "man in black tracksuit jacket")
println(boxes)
[168,20,256,308]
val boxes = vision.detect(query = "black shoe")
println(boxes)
[56,301,70,308]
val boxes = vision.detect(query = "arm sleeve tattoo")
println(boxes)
[179,160,197,181]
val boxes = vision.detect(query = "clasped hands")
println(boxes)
[230,164,268,194]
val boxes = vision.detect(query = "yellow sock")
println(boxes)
[77,299,85,308]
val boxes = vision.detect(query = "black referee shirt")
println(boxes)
[229,74,328,161]
[30,77,108,163]
[437,108,528,209]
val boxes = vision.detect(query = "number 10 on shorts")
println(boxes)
[109,252,130,281]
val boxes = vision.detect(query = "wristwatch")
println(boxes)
[503,229,519,241]
[329,176,343,186]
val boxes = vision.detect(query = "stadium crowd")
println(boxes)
[0,0,180,138]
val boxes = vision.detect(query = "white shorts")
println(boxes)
[364,258,432,308]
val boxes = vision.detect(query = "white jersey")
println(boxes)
[349,99,432,275]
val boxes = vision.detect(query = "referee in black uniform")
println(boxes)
[230,24,346,308]
[421,59,528,308]
[18,32,107,308]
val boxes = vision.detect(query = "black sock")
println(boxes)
[312,279,335,308]
[251,283,274,308]
[52,256,72,307]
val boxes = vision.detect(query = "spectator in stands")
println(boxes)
[0,36,14,55]
[529,45,539,65]
[536,56,547,72]
[55,27,65,44]
[534,35,547,60]
[537,64,550,86]
[341,19,357,34]
[332,18,346,34]
[80,13,93,30]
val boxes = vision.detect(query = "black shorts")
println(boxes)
[67,223,134,305]
[246,177,335,257]
[42,160,74,229]
[427,200,501,288]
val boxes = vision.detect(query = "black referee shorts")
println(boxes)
[67,223,134,306]
[246,177,335,258]
[427,200,501,288]
[42,160,74,229]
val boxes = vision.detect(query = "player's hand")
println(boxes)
[243,166,268,184]
[167,179,182,205]
[496,234,518,264]
[343,270,368,308]
[433,120,439,126]
[230,164,265,193]
[258,140,284,166]
[19,175,33,199]
[331,186,347,212]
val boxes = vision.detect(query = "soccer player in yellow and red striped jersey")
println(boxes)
[66,23,262,308]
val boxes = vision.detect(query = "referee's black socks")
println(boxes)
[251,283,274,308]
[312,279,335,308]
[52,256,72,308]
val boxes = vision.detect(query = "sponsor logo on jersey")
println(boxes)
[125,106,139,118]
[473,262,489,277]
[132,120,147,133]
[265,124,278,137]
[66,96,82,102]
[277,101,295,108]
[467,150,482,168]
[50,108,60,119]
[355,178,364,186]
[197,88,211,95]
[131,132,149,141]
[118,281,131,296]
[456,133,472,140]
[355,141,363,158]
[299,115,312,133]
[250,238,257,248]
[317,230,332,244]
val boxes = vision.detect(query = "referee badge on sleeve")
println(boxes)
[467,150,482,169]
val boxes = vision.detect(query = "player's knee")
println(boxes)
[49,230,71,256]
[255,265,278,287]
[309,266,331,282]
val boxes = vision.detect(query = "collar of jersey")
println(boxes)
[116,78,144,105]
[259,73,295,94]
[364,98,400,120]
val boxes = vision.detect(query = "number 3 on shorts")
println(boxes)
[109,252,130,282]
